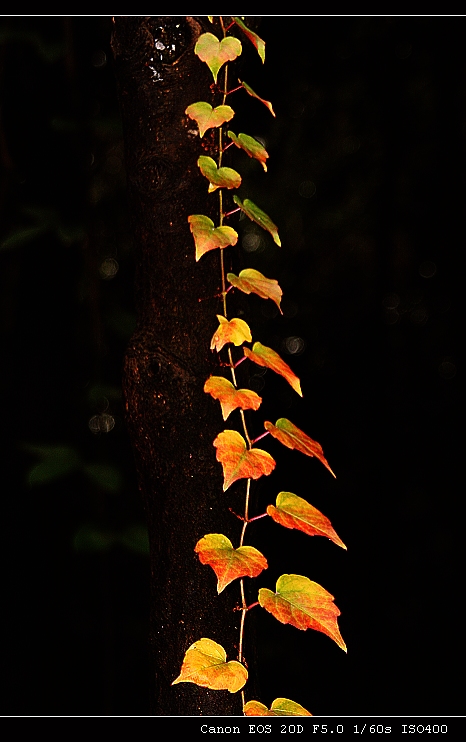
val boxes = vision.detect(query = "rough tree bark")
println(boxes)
[111,16,252,715]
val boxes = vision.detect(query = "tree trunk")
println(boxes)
[111,16,246,715]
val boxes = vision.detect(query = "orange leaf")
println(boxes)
[264,418,335,478]
[172,637,247,693]
[244,342,301,396]
[244,698,312,716]
[195,533,267,593]
[213,430,276,491]
[227,269,282,312]
[210,315,252,353]
[185,101,234,138]
[258,574,346,651]
[188,215,238,262]
[204,376,262,420]
[267,492,346,549]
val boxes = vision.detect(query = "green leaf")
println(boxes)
[195,533,267,593]
[267,492,346,549]
[118,524,150,556]
[264,418,335,477]
[188,214,238,262]
[244,698,312,716]
[204,375,262,420]
[1,224,48,250]
[185,102,235,138]
[73,525,114,553]
[82,463,122,493]
[227,131,269,171]
[214,430,276,491]
[210,315,252,353]
[195,33,242,83]
[197,155,241,192]
[244,342,301,395]
[228,268,282,311]
[258,574,346,651]
[25,445,81,486]
[233,18,265,63]
[239,79,275,117]
[172,637,248,692]
[233,196,281,246]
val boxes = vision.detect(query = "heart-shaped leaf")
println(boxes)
[227,131,269,171]
[172,637,248,692]
[188,215,238,262]
[195,533,267,593]
[214,430,276,491]
[204,376,262,420]
[228,269,282,311]
[264,418,335,478]
[198,156,242,193]
[243,698,312,716]
[258,574,346,651]
[244,342,301,396]
[233,18,265,63]
[210,315,252,353]
[195,33,242,83]
[239,79,275,117]
[233,196,280,246]
[185,102,235,138]
[267,492,346,549]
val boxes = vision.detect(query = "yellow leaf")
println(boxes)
[244,697,312,716]
[210,315,252,353]
[195,33,242,83]
[172,637,248,693]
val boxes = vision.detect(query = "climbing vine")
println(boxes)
[172,17,346,716]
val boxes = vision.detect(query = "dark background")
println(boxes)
[0,16,462,716]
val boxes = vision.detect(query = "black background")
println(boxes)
[1,16,463,716]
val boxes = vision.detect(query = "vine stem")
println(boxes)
[216,28,256,708]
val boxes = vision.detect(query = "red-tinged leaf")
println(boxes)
[233,195,280,246]
[195,33,242,83]
[227,131,269,171]
[227,269,282,311]
[267,492,346,549]
[172,637,247,693]
[244,698,312,716]
[188,215,238,262]
[198,155,241,193]
[213,430,276,491]
[227,131,269,172]
[195,533,267,593]
[264,418,336,478]
[233,18,265,63]
[185,101,234,138]
[244,342,301,396]
[258,574,346,651]
[210,315,252,353]
[204,376,262,420]
[239,79,275,116]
